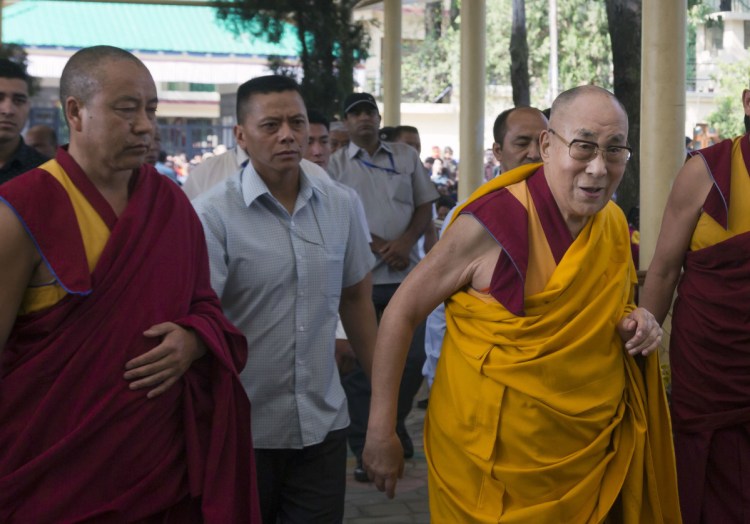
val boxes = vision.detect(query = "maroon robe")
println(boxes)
[0,149,260,522]
[671,137,750,523]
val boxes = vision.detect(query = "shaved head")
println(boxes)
[60,46,146,115]
[550,85,627,129]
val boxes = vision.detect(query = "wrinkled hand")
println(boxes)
[378,237,412,271]
[124,322,207,398]
[335,339,357,375]
[362,432,404,499]
[617,307,662,357]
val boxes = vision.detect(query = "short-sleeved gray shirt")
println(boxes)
[193,163,374,449]
[328,141,439,285]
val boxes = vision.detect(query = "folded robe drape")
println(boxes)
[0,149,260,522]
[426,164,680,523]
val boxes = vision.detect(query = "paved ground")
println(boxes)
[343,399,430,523]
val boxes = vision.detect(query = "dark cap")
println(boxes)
[343,92,379,115]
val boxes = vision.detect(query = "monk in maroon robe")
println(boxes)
[0,46,260,522]
[642,90,750,523]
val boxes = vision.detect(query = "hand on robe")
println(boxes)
[124,322,208,398]
[362,431,404,499]
[617,307,662,357]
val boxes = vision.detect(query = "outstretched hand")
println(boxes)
[617,307,662,357]
[123,322,207,398]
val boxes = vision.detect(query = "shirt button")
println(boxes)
[298,326,305,332]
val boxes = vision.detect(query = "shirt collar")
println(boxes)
[346,139,393,159]
[240,161,323,210]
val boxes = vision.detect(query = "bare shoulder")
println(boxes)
[0,201,39,349]
[429,213,501,291]
[669,154,713,213]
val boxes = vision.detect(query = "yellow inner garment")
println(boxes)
[691,136,750,250]
[20,160,110,315]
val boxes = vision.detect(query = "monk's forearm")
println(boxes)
[367,308,417,438]
[640,268,680,325]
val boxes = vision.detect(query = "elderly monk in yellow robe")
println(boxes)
[363,86,681,523]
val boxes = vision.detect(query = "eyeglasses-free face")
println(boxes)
[548,128,632,164]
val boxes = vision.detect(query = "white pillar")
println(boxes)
[640,0,686,268]
[382,0,401,126]
[458,0,486,200]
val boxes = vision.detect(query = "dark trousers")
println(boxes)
[342,283,426,457]
[254,428,347,524]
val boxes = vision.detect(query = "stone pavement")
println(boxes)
[343,401,430,523]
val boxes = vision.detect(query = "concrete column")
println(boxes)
[382,0,401,126]
[639,0,686,268]
[458,0,486,201]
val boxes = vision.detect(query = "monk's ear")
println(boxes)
[492,142,503,164]
[539,129,552,161]
[65,97,85,133]
[742,89,750,116]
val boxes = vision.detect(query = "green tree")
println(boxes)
[401,0,612,107]
[707,57,750,139]
[215,0,370,118]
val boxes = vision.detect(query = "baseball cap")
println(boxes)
[343,93,379,115]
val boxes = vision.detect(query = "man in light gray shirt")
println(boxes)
[193,75,378,523]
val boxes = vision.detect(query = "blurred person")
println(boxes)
[392,124,436,254]
[378,126,397,142]
[144,124,179,184]
[0,45,258,522]
[492,106,548,173]
[329,120,350,153]
[0,59,48,184]
[24,124,58,159]
[328,92,438,480]
[363,86,680,522]
[394,125,421,155]
[442,146,458,180]
[641,88,750,524]
[193,75,378,523]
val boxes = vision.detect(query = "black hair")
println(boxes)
[236,75,302,123]
[307,108,329,130]
[0,58,31,91]
[379,126,398,141]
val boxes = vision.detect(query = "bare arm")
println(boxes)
[338,272,378,380]
[0,202,38,354]
[362,214,498,498]
[641,155,712,324]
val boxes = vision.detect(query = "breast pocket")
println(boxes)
[389,176,413,206]
[323,243,346,309]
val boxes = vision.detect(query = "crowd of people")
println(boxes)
[0,45,748,524]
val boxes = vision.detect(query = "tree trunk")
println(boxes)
[425,1,441,39]
[605,0,641,218]
[510,0,530,107]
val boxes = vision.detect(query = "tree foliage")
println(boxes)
[401,0,612,106]
[215,0,370,118]
[707,57,750,139]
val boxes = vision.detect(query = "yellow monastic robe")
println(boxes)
[426,164,680,523]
